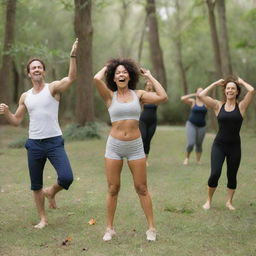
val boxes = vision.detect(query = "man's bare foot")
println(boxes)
[34,220,48,229]
[202,201,211,210]
[226,202,235,210]
[43,188,57,209]
[183,158,189,165]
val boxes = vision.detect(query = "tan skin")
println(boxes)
[198,77,254,210]
[180,88,206,165]
[0,39,78,228]
[94,64,168,234]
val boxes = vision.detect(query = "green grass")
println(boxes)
[0,125,256,256]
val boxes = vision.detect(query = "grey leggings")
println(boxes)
[186,121,206,153]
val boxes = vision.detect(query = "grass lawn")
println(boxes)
[0,125,256,256]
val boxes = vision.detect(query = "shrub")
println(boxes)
[8,137,27,149]
[8,122,101,148]
[63,122,101,141]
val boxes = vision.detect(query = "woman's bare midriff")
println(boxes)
[110,120,141,141]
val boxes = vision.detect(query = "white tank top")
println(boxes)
[24,83,62,139]
[108,90,141,123]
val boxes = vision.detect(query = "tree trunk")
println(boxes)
[138,14,148,62]
[174,0,188,95]
[0,0,17,124]
[74,0,95,125]
[119,0,130,57]
[205,0,220,131]
[12,61,19,103]
[146,0,167,90]
[216,0,232,76]
[119,1,144,58]
[206,0,222,78]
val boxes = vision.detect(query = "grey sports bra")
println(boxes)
[108,90,141,123]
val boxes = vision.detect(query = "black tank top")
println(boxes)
[140,104,157,124]
[214,103,243,144]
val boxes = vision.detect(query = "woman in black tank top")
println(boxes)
[198,76,254,210]
[139,80,158,166]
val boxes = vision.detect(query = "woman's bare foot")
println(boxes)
[34,219,48,229]
[226,202,235,210]
[43,187,57,209]
[202,201,211,210]
[183,158,189,165]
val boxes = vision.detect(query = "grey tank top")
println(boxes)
[108,90,141,123]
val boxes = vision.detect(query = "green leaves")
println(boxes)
[63,122,101,141]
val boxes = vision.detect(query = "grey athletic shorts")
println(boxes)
[105,135,146,160]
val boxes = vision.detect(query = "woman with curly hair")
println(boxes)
[198,76,254,210]
[94,58,167,241]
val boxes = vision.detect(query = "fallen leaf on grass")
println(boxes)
[62,236,72,246]
[88,218,96,225]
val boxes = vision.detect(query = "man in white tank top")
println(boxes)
[0,39,78,229]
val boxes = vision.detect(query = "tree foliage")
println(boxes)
[0,0,256,125]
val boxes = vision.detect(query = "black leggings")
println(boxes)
[208,141,241,189]
[139,120,157,155]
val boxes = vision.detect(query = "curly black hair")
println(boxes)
[223,75,241,99]
[105,58,140,91]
